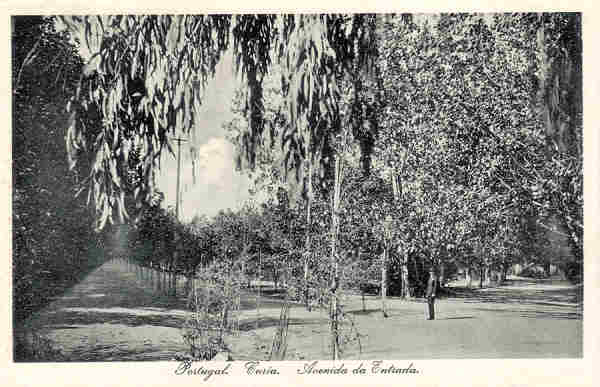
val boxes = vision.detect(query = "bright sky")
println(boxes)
[156,52,253,222]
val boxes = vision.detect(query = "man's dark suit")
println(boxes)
[426,272,437,320]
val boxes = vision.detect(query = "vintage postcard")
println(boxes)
[2,1,598,386]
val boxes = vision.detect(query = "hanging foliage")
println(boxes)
[61,14,381,230]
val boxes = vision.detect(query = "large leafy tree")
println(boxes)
[60,15,380,231]
[533,13,583,269]
[375,13,582,288]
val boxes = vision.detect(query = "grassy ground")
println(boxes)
[15,258,582,361]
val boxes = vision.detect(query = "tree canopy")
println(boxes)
[60,15,383,230]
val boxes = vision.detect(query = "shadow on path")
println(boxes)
[446,279,582,307]
[32,259,296,326]
[19,259,583,361]
[440,316,475,320]
[473,307,581,320]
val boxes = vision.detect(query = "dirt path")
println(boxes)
[18,259,583,361]
[19,258,192,360]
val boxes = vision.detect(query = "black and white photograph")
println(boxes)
[7,7,592,382]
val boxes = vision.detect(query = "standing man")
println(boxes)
[426,267,437,320]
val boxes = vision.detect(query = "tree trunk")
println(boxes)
[544,260,552,278]
[400,249,412,298]
[241,260,246,287]
[438,262,446,289]
[381,248,388,317]
[174,272,177,295]
[401,255,411,298]
[465,266,472,289]
[361,288,366,312]
[499,265,508,285]
[185,272,192,295]
[413,256,421,296]
[221,304,229,341]
[329,156,342,360]
[303,257,309,307]
[304,158,313,311]
[171,231,180,297]
[390,170,410,299]
[269,295,291,361]
[256,248,261,330]
[157,268,162,293]
[498,257,506,285]
[479,266,485,289]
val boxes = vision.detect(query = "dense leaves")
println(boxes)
[221,14,582,303]
[12,16,110,325]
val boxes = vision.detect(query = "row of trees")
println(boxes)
[12,16,114,327]
[52,13,583,360]
[375,14,583,289]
